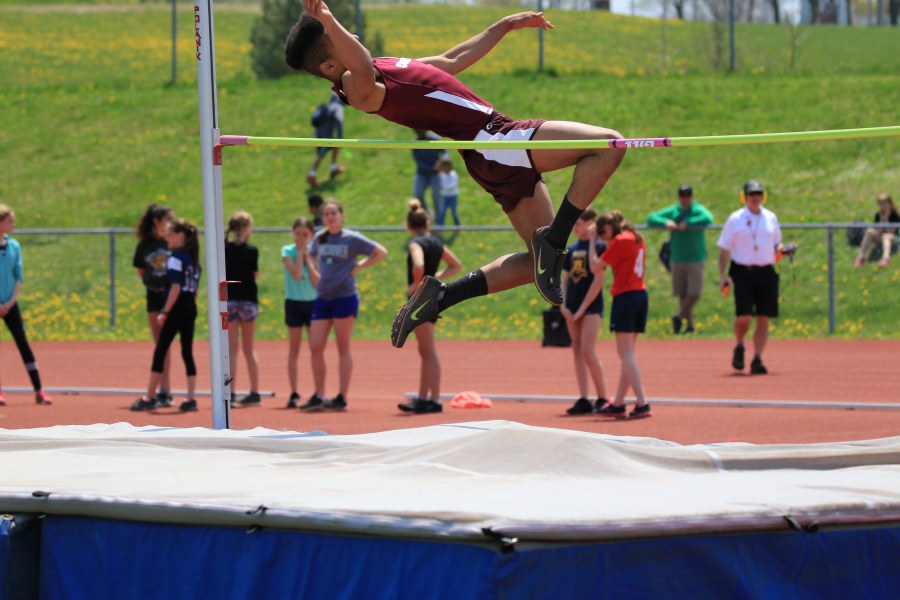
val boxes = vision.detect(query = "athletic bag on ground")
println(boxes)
[542,307,571,347]
[658,240,672,272]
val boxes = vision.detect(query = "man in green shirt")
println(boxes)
[647,184,714,334]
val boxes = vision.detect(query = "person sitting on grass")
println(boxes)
[854,192,899,267]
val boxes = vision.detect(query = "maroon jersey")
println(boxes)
[333,58,494,141]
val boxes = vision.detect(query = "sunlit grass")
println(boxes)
[1,3,899,340]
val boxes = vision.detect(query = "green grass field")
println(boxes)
[1,3,898,341]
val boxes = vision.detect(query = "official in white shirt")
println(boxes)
[717,180,783,375]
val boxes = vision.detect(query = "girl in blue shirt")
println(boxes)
[281,217,319,408]
[0,205,52,406]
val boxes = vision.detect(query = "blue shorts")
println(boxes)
[609,290,649,334]
[227,300,259,323]
[312,295,359,320]
[285,299,314,328]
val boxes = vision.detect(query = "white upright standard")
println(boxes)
[194,0,231,429]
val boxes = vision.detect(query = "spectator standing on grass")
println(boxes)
[133,203,175,406]
[282,217,320,408]
[307,91,345,188]
[131,218,201,413]
[561,208,609,416]
[647,184,714,335]
[0,205,52,407]
[411,130,447,217]
[436,157,461,228]
[591,210,651,419]
[301,200,388,412]
[308,193,325,228]
[397,199,462,414]
[854,192,899,267]
[717,180,786,376]
[225,211,262,408]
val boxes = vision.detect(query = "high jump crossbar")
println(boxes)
[218,125,900,151]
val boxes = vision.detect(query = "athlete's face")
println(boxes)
[322,203,344,232]
[0,213,15,235]
[745,192,764,213]
[598,223,614,241]
[572,218,592,240]
[165,229,185,250]
[154,212,173,238]
[294,226,313,248]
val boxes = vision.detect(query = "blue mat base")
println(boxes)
[16,515,899,599]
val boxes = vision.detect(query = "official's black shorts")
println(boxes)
[285,299,314,328]
[146,289,166,313]
[729,263,779,318]
[609,289,649,334]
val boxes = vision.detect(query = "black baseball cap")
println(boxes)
[677,184,693,196]
[744,180,765,194]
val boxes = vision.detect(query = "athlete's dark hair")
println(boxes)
[406,198,429,231]
[285,14,328,75]
[292,216,316,233]
[227,210,253,243]
[316,199,344,244]
[307,193,324,210]
[578,208,598,222]
[136,203,173,243]
[595,209,642,244]
[168,218,200,266]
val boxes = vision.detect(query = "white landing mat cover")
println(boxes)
[1,420,899,542]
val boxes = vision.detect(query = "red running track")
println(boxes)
[1,339,898,445]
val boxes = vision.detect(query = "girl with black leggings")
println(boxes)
[131,218,201,413]
[0,205,52,406]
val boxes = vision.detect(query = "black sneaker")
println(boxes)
[286,392,300,409]
[323,394,347,411]
[593,398,610,413]
[531,226,566,306]
[596,403,627,417]
[566,397,593,415]
[299,394,324,412]
[750,356,768,375]
[398,398,443,414]
[629,403,652,419]
[179,399,198,412]
[130,397,157,412]
[155,390,174,408]
[672,315,683,335]
[391,276,442,348]
[683,325,695,335]
[732,343,745,370]
[238,392,261,407]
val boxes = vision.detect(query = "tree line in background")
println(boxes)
[251,0,385,79]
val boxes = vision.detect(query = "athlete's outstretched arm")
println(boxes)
[419,12,553,76]
[303,0,381,107]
